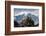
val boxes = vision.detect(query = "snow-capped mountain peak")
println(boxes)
[15,11,38,16]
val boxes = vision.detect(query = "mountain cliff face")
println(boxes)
[14,12,39,27]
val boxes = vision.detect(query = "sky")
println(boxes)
[14,8,39,16]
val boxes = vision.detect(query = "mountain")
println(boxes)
[14,14,25,21]
[27,13,39,25]
[14,12,39,25]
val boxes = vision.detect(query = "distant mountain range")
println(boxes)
[14,12,39,25]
